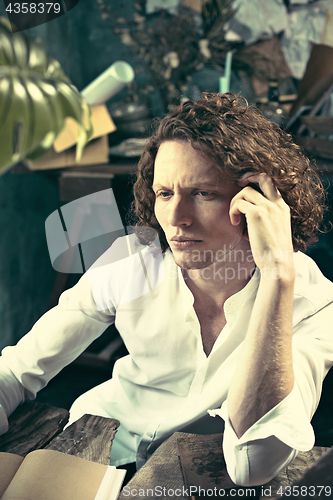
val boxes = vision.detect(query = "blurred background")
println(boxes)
[0,0,332,446]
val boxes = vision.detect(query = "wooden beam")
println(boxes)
[0,402,69,457]
[276,447,333,498]
[45,414,119,465]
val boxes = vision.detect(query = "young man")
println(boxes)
[0,93,332,486]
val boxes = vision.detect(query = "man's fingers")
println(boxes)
[230,182,275,220]
[232,185,267,207]
[237,173,281,202]
[229,198,257,226]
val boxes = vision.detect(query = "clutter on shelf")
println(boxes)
[39,0,333,168]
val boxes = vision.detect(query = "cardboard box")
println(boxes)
[26,105,116,170]
[53,104,116,153]
[25,135,110,171]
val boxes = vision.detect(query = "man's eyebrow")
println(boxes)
[152,181,223,190]
[191,182,221,189]
[152,183,164,190]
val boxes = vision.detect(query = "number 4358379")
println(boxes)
[276,485,332,496]
[6,3,61,14]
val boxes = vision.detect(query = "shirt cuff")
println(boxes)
[208,384,314,452]
[208,385,314,485]
[0,404,9,435]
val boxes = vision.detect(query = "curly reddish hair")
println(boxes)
[132,92,326,252]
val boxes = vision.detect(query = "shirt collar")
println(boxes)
[168,250,260,320]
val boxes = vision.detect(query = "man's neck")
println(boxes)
[182,252,255,306]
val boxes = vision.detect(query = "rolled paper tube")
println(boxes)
[81,61,135,105]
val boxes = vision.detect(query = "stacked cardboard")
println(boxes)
[25,104,116,170]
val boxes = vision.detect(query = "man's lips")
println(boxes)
[169,236,202,248]
[170,236,201,242]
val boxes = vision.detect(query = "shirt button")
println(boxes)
[147,432,153,438]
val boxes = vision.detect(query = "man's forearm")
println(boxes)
[227,270,295,438]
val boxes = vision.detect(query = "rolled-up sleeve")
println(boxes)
[211,385,312,485]
[209,302,333,486]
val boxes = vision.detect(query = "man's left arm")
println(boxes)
[214,303,333,486]
[228,172,295,437]
[222,173,299,485]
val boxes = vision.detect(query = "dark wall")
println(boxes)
[17,0,135,91]
[0,170,59,349]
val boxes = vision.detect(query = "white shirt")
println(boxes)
[0,239,333,486]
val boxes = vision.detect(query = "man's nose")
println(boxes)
[168,195,192,227]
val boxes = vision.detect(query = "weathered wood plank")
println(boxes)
[0,402,69,456]
[262,446,330,498]
[120,432,331,500]
[272,447,333,499]
[45,414,120,465]
[119,432,189,500]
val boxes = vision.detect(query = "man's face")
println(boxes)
[153,140,250,269]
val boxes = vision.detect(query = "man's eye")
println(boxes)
[157,191,172,198]
[195,191,213,197]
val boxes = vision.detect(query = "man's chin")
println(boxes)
[171,249,213,270]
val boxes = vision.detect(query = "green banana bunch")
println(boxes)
[0,17,93,175]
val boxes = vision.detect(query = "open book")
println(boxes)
[0,449,126,500]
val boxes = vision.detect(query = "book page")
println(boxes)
[2,449,107,500]
[94,467,126,500]
[0,452,24,498]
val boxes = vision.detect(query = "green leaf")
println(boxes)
[0,17,93,175]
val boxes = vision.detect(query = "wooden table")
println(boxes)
[0,401,119,465]
[120,433,333,500]
[1,402,333,499]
